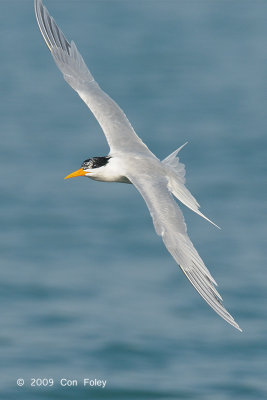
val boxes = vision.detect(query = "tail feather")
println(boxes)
[162,143,220,229]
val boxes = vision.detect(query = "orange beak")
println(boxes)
[64,168,89,179]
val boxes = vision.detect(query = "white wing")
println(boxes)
[126,166,241,331]
[34,0,154,156]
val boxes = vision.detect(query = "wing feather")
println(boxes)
[34,0,153,156]
[127,167,241,331]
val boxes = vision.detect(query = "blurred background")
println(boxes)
[0,0,266,399]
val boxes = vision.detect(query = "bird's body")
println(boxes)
[34,0,241,331]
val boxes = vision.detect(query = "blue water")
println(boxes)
[0,0,266,398]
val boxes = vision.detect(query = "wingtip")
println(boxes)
[232,320,243,332]
[34,0,49,50]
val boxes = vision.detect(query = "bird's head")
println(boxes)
[64,156,111,180]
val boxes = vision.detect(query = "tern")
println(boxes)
[34,0,241,331]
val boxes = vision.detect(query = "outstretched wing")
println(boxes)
[34,0,153,156]
[127,168,241,331]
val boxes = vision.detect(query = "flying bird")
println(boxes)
[34,0,241,331]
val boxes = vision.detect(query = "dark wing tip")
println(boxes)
[34,0,71,54]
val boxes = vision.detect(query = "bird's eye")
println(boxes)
[81,158,92,169]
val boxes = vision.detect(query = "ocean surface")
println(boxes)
[0,1,266,399]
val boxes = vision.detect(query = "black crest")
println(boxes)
[81,156,110,170]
